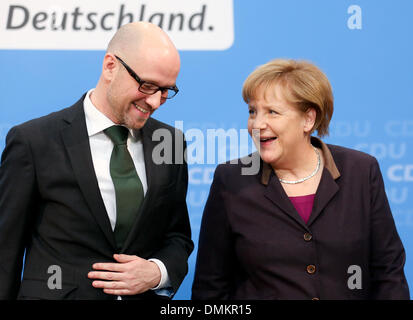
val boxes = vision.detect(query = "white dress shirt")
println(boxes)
[83,89,170,293]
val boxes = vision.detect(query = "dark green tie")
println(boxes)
[104,125,144,250]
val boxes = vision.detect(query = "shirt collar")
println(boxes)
[260,136,341,185]
[83,89,139,140]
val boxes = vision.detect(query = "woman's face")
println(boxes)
[247,84,313,168]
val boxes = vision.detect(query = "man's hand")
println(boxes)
[88,254,161,296]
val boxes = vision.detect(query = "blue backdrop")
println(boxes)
[0,0,412,299]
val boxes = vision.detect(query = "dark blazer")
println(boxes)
[0,94,193,300]
[192,138,409,300]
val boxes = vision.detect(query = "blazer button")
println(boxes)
[307,264,316,274]
[304,233,313,241]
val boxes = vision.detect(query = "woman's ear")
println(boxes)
[303,108,317,133]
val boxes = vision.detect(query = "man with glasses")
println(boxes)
[0,22,193,300]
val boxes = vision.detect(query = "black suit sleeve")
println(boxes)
[191,164,235,300]
[369,158,410,299]
[0,126,37,299]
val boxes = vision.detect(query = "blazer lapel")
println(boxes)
[261,139,341,229]
[307,168,339,226]
[60,99,116,249]
[263,164,340,229]
[141,121,157,195]
[264,172,310,230]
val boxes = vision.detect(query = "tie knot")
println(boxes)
[104,125,129,145]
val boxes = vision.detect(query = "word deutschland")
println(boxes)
[0,1,233,50]
[6,4,207,32]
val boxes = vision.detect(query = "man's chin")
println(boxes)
[127,117,149,130]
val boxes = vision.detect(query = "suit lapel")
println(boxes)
[263,166,339,230]
[264,172,310,230]
[261,141,340,230]
[60,99,116,249]
[141,121,157,194]
[307,168,339,226]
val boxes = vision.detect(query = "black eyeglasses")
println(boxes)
[115,55,179,99]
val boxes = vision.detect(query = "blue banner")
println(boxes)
[0,0,412,299]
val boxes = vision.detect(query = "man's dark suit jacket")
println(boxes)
[0,94,193,300]
[192,138,409,300]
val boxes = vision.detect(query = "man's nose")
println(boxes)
[144,90,163,110]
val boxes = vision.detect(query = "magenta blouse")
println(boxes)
[289,194,316,224]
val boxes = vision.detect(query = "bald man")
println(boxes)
[0,22,193,300]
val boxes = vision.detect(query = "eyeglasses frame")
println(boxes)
[114,55,179,99]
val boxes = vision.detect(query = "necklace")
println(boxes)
[279,146,321,184]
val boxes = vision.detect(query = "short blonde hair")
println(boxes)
[242,59,334,137]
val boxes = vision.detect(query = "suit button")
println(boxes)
[307,265,316,274]
[304,233,312,241]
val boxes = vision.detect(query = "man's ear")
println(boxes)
[304,107,317,133]
[101,53,117,81]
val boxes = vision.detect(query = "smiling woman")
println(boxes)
[191,58,410,300]
[243,60,333,195]
[243,59,333,138]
